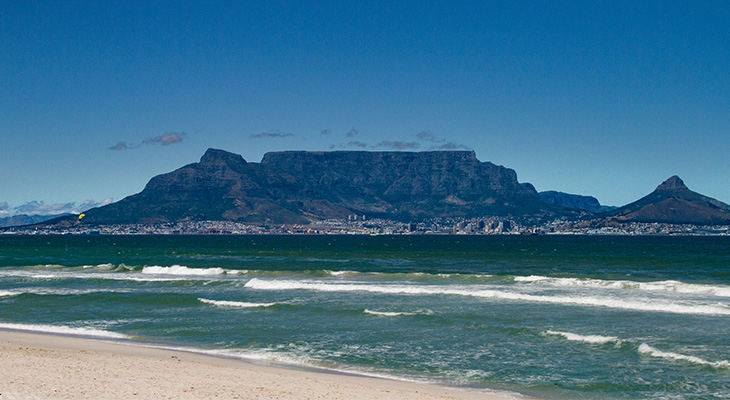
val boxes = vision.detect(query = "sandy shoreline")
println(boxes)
[0,329,518,400]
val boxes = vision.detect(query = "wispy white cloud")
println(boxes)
[250,130,294,139]
[415,130,471,150]
[347,141,368,148]
[14,201,76,216]
[431,142,471,150]
[110,132,187,150]
[346,128,359,137]
[327,130,471,152]
[416,131,437,142]
[374,141,420,150]
[109,141,129,151]
[329,140,369,149]
[3,199,114,216]
[143,132,187,146]
[78,198,114,211]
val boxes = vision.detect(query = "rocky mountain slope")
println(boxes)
[0,213,71,228]
[539,191,615,213]
[604,176,730,225]
[78,149,568,224]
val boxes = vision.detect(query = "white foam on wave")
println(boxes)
[327,270,359,276]
[244,279,730,316]
[638,343,730,369]
[0,288,130,296]
[29,274,58,279]
[364,309,416,317]
[0,290,18,297]
[514,275,730,297]
[0,322,130,339]
[81,263,115,270]
[544,330,623,346]
[11,270,188,282]
[102,275,190,282]
[198,298,277,308]
[141,265,227,276]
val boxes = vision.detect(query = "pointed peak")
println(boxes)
[655,175,687,191]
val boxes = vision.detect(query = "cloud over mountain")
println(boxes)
[329,130,471,151]
[374,141,420,150]
[250,130,294,139]
[435,142,471,150]
[416,131,436,142]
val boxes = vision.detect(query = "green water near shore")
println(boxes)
[1,235,729,399]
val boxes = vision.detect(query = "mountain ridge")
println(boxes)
[538,191,615,213]
[603,175,730,225]
[77,148,569,225]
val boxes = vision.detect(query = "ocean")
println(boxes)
[0,235,728,399]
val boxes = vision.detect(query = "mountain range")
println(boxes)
[26,148,730,228]
[0,213,71,228]
[538,191,616,214]
[75,149,571,225]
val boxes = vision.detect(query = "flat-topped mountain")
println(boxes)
[604,176,730,225]
[78,148,567,224]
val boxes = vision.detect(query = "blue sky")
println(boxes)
[2,1,729,216]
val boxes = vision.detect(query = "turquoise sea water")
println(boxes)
[1,235,729,399]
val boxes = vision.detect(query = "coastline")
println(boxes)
[0,329,519,400]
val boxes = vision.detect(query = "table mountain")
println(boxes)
[78,148,567,224]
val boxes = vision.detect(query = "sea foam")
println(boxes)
[514,275,730,297]
[364,309,418,317]
[327,270,359,276]
[244,278,730,316]
[0,288,130,296]
[141,265,226,275]
[0,322,130,339]
[638,343,730,369]
[545,330,623,346]
[198,298,277,308]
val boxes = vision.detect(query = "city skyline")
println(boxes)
[2,1,729,216]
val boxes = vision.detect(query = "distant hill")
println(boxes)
[539,191,616,214]
[604,176,730,225]
[0,213,72,228]
[73,148,569,225]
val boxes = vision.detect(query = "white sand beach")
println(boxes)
[0,330,516,400]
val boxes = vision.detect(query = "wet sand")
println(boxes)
[0,330,517,400]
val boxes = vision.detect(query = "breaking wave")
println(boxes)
[0,288,130,296]
[198,298,278,308]
[514,275,730,297]
[638,343,730,369]
[363,309,432,317]
[141,265,228,275]
[544,330,624,346]
[244,279,730,316]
